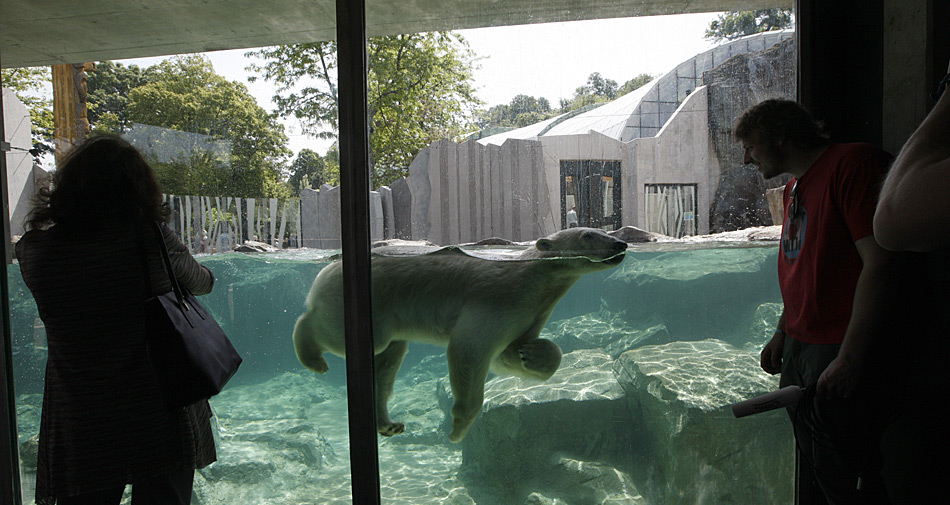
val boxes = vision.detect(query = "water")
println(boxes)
[8,240,793,505]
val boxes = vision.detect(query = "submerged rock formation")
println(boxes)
[454,340,790,505]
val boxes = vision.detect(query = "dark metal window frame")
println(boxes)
[1,55,25,504]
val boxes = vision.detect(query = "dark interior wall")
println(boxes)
[797,0,885,145]
[933,2,950,92]
[800,0,949,152]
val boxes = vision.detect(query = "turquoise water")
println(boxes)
[9,241,793,505]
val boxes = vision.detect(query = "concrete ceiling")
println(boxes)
[0,0,789,69]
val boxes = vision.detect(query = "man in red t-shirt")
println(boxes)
[735,99,896,504]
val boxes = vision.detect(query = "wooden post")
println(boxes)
[51,62,94,166]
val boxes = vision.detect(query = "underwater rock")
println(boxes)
[405,353,450,385]
[213,371,341,421]
[545,458,646,505]
[522,492,567,505]
[195,374,338,504]
[614,339,792,505]
[196,254,331,386]
[741,302,784,351]
[459,350,640,504]
[18,434,38,472]
[195,415,336,504]
[602,246,781,345]
[15,394,42,472]
[546,310,670,357]
[385,376,452,445]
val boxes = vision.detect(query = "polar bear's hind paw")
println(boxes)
[377,421,406,437]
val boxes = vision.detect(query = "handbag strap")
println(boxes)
[152,222,191,310]
[140,221,189,311]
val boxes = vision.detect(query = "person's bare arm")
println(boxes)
[760,311,786,375]
[816,236,897,399]
[875,88,950,252]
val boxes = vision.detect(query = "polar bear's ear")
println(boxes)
[536,238,554,251]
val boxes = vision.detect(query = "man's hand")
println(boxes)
[817,353,862,399]
[760,331,785,375]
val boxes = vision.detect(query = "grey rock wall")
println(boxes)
[705,38,796,234]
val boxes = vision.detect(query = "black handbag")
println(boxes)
[143,222,242,408]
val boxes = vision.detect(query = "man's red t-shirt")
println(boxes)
[778,143,892,345]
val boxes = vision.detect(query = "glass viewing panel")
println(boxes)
[4,3,797,504]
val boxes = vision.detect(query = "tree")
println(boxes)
[248,32,482,187]
[86,61,153,133]
[705,9,794,43]
[578,72,619,100]
[479,94,554,129]
[124,55,291,198]
[618,73,655,96]
[288,147,341,192]
[1,66,54,159]
[559,72,619,113]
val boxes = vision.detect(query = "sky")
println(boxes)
[118,12,724,157]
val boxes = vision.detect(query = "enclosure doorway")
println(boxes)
[560,160,622,231]
[644,183,698,238]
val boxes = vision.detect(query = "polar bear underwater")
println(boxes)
[292,227,627,442]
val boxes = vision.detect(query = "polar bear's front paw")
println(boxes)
[377,421,405,437]
[518,339,562,380]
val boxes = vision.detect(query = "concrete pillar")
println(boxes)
[390,177,413,240]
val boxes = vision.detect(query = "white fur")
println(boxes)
[292,227,627,442]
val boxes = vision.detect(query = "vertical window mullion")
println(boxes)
[0,51,25,505]
[335,1,381,504]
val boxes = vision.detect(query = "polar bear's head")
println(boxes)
[523,227,627,267]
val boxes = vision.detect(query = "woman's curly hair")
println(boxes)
[27,134,170,231]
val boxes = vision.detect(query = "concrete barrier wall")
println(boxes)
[407,137,551,245]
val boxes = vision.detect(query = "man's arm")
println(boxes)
[875,88,950,252]
[817,235,897,399]
[760,311,786,375]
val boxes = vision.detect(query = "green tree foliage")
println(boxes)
[248,32,482,187]
[480,94,553,129]
[618,73,655,96]
[1,66,54,159]
[559,72,619,112]
[705,9,794,42]
[288,147,341,192]
[86,61,153,133]
[119,55,291,198]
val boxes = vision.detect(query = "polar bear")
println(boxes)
[292,227,627,442]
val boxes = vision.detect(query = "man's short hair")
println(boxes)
[734,99,829,148]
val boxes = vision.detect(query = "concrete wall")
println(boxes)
[300,185,384,249]
[408,137,550,245]
[3,88,41,240]
[631,86,717,235]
